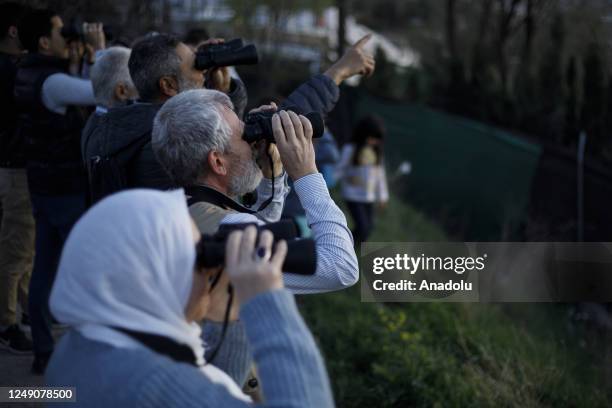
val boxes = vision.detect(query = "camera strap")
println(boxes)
[185,185,256,214]
[112,327,198,367]
[205,285,234,366]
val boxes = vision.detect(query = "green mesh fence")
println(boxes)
[355,94,542,240]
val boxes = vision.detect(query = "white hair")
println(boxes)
[90,46,135,108]
[152,89,234,187]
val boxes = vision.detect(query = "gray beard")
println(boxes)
[228,156,263,197]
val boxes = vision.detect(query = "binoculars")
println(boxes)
[60,23,111,43]
[243,106,325,144]
[195,38,259,70]
[195,221,317,276]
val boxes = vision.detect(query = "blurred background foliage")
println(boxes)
[23,0,612,162]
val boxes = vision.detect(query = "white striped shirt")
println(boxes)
[221,172,359,294]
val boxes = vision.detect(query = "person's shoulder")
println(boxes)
[48,330,169,376]
[190,202,231,232]
[47,331,206,407]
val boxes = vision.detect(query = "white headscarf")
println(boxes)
[49,189,248,400]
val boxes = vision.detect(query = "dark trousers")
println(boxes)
[346,201,374,245]
[28,193,85,355]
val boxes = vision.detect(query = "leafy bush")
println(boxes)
[299,193,611,407]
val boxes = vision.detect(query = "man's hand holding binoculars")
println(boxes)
[198,38,232,93]
[83,22,106,54]
[272,110,317,181]
[250,102,283,179]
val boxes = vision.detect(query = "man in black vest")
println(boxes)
[0,1,34,355]
[14,9,104,374]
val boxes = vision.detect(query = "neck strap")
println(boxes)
[113,327,198,367]
[185,185,256,214]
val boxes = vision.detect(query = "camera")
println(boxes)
[243,106,325,144]
[60,23,111,43]
[195,221,317,275]
[194,38,259,70]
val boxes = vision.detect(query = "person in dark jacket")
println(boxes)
[0,1,34,355]
[14,9,105,374]
[81,33,248,199]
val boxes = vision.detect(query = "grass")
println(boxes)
[298,191,612,407]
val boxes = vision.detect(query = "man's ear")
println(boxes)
[114,82,130,102]
[159,76,179,98]
[207,150,228,176]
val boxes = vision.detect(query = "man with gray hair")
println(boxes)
[81,46,139,165]
[89,46,138,111]
[81,33,251,204]
[152,88,359,387]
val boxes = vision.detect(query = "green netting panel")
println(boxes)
[355,94,542,240]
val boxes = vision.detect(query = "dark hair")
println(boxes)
[17,8,56,53]
[351,115,386,165]
[128,33,181,102]
[183,28,210,47]
[0,2,27,40]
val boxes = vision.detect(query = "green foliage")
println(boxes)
[299,192,611,407]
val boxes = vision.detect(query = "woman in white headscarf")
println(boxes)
[46,189,335,408]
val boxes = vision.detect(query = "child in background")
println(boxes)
[337,115,389,244]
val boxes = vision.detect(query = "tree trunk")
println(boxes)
[497,0,522,93]
[337,0,347,56]
[522,0,534,72]
[446,0,457,61]
[472,0,493,86]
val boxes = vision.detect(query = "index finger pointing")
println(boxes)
[354,33,372,48]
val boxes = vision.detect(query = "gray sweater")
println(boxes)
[45,290,334,408]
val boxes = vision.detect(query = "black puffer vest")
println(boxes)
[14,54,88,195]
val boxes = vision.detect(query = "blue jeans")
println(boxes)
[28,193,86,355]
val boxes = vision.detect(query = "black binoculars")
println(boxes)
[243,106,325,144]
[194,38,259,70]
[60,23,111,43]
[195,221,317,276]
